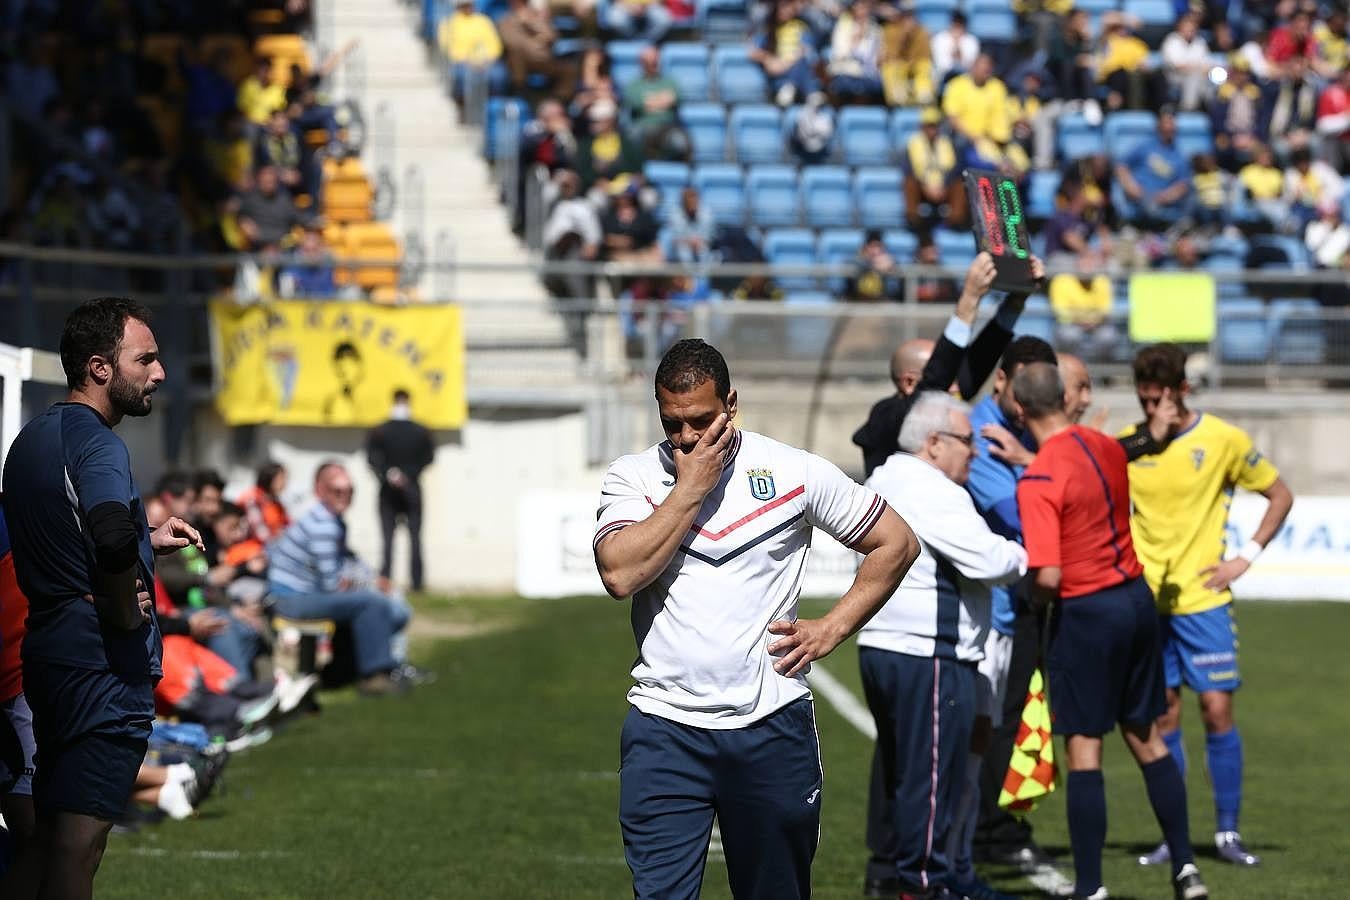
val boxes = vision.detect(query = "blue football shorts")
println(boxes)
[1160,603,1241,693]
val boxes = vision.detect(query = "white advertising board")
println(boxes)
[517,492,1350,602]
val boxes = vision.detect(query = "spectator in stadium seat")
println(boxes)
[192,470,226,529]
[84,177,142,252]
[905,108,967,230]
[1210,55,1269,172]
[255,109,311,199]
[942,55,1010,150]
[1265,9,1316,75]
[1097,12,1168,112]
[601,183,661,265]
[1237,143,1289,227]
[1314,9,1348,79]
[1160,231,1204,271]
[440,0,508,109]
[267,462,413,697]
[669,187,715,265]
[749,0,823,108]
[1189,153,1229,229]
[1116,110,1193,225]
[931,11,980,87]
[1285,146,1346,232]
[827,0,884,106]
[730,273,784,301]
[279,222,339,299]
[235,165,308,250]
[1267,54,1319,163]
[1049,273,1117,362]
[624,46,689,162]
[181,47,241,133]
[1008,69,1053,171]
[1043,180,1110,270]
[1162,13,1214,112]
[605,0,672,44]
[847,230,902,302]
[859,390,1028,900]
[1306,200,1350,269]
[1046,8,1096,103]
[522,100,580,175]
[576,100,641,190]
[901,234,960,305]
[542,169,601,300]
[234,462,291,567]
[499,0,577,100]
[1316,67,1350,172]
[879,2,934,107]
[237,57,287,128]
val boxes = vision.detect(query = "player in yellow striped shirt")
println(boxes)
[1122,344,1293,871]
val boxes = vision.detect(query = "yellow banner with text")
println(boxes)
[209,300,466,429]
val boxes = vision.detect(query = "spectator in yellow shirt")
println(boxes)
[903,107,968,229]
[1190,153,1228,228]
[237,57,287,127]
[880,3,933,107]
[1098,12,1167,111]
[1237,143,1289,227]
[440,0,508,106]
[1049,272,1117,360]
[942,54,1010,145]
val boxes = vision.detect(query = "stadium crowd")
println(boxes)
[430,0,1349,356]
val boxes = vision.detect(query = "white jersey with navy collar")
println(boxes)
[595,429,887,729]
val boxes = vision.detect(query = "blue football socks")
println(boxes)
[1162,727,1186,779]
[1141,756,1194,876]
[1207,727,1243,833]
[1067,770,1107,896]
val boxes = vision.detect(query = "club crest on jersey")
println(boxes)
[1191,448,1206,470]
[747,468,776,501]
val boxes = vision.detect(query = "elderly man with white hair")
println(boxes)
[859,391,1028,900]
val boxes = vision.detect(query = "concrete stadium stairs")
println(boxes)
[321,0,586,390]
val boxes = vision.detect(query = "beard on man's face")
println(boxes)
[109,367,154,417]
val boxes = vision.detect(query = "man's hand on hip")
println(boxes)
[767,617,848,678]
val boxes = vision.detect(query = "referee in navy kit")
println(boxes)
[1012,363,1207,900]
[2,297,201,899]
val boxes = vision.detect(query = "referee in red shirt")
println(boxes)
[1012,363,1208,900]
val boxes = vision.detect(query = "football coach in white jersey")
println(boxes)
[594,338,920,900]
[860,391,1028,900]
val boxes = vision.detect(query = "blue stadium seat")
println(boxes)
[1056,112,1104,161]
[483,97,530,160]
[915,0,956,33]
[697,0,749,45]
[714,46,768,104]
[608,41,647,94]
[692,164,745,226]
[1202,255,1245,299]
[1216,298,1269,364]
[681,103,727,163]
[1269,299,1326,364]
[1175,112,1214,160]
[1016,295,1056,343]
[1343,190,1350,225]
[801,166,855,227]
[934,227,977,272]
[729,105,784,164]
[837,107,892,167]
[1027,170,1061,222]
[763,228,819,291]
[1103,111,1158,162]
[889,107,923,157]
[662,43,710,99]
[1124,0,1175,42]
[1074,0,1119,37]
[854,168,905,231]
[746,165,799,227]
[1251,233,1312,270]
[882,229,918,262]
[644,161,690,224]
[818,228,865,294]
[1208,233,1250,262]
[967,0,1017,43]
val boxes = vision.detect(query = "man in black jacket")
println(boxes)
[366,390,435,592]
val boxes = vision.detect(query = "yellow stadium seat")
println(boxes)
[323,175,375,225]
[254,34,312,86]
[346,222,401,291]
[198,34,253,83]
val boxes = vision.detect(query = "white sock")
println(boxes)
[166,762,195,785]
[157,775,195,820]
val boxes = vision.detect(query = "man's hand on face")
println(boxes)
[672,412,734,499]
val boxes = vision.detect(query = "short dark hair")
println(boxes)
[1011,362,1065,419]
[256,461,286,492]
[59,297,152,390]
[194,469,226,493]
[217,501,244,520]
[998,335,1057,377]
[1132,343,1187,389]
[155,470,193,498]
[393,388,411,403]
[654,339,731,402]
[952,10,967,26]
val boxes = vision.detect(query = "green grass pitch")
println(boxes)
[95,596,1350,898]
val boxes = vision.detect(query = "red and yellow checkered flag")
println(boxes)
[998,667,1057,814]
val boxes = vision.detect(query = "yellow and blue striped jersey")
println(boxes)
[1122,413,1279,616]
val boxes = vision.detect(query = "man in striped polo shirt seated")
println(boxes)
[267,462,412,697]
[860,391,1029,900]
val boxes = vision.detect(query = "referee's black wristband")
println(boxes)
[1117,426,1163,462]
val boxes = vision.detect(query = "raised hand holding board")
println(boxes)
[963,168,1041,294]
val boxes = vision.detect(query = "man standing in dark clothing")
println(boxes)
[366,389,434,592]
[1,297,202,899]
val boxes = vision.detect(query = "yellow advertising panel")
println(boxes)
[1127,273,1217,343]
[210,300,466,429]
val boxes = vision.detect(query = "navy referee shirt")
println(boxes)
[1,403,161,677]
